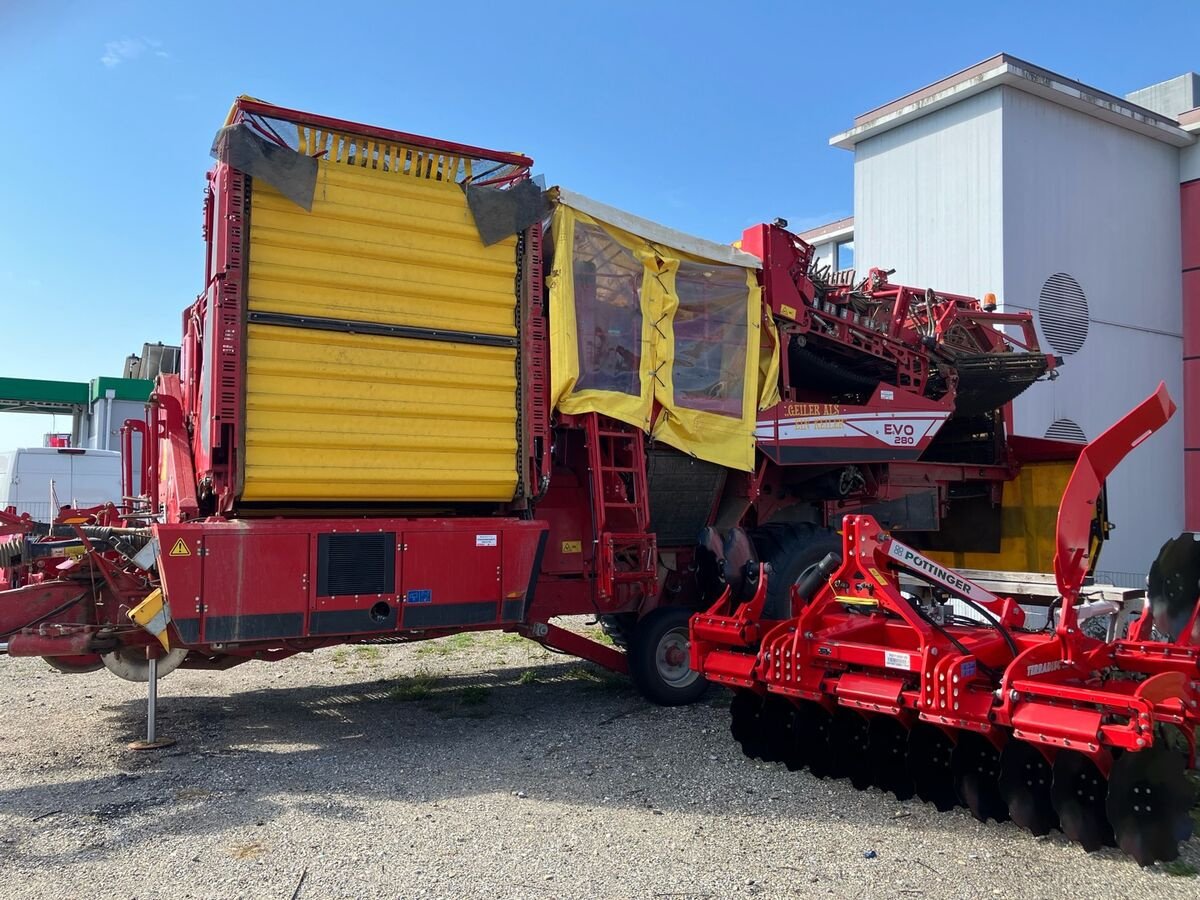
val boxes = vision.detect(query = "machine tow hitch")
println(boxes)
[690,383,1199,865]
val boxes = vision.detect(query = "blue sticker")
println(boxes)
[405,589,433,604]
[961,660,977,677]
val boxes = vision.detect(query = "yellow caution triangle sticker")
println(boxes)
[168,538,191,557]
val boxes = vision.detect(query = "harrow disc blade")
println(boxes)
[829,709,872,789]
[865,716,915,800]
[998,740,1058,836]
[1106,746,1195,866]
[730,690,767,760]
[759,695,795,764]
[794,701,839,779]
[906,723,960,811]
[951,732,1009,823]
[1051,751,1114,851]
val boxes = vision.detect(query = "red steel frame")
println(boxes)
[691,383,1198,775]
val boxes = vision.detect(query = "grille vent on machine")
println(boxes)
[316,532,396,597]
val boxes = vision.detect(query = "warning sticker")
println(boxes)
[168,538,191,558]
[884,650,912,671]
[476,534,498,547]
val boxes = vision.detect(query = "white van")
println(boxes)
[0,448,122,521]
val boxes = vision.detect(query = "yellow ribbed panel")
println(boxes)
[242,158,519,503]
[248,161,518,336]
[241,325,518,502]
[926,460,1075,575]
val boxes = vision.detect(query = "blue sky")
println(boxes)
[2,0,1198,448]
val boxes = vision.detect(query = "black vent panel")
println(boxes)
[317,532,396,597]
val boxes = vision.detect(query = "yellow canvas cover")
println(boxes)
[549,199,765,472]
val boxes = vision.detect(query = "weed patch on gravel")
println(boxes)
[387,673,436,702]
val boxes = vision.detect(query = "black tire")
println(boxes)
[628,605,709,707]
[751,523,842,620]
[599,613,636,649]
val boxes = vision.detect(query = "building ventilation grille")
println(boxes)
[1045,418,1087,443]
[1037,273,1089,355]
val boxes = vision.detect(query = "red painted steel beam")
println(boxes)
[234,98,533,169]
[521,622,630,675]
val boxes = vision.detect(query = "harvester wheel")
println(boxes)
[101,647,189,683]
[43,654,105,674]
[1051,750,1114,851]
[1105,746,1195,866]
[751,524,842,620]
[951,732,1009,823]
[628,606,708,707]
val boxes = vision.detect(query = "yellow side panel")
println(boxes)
[248,161,518,337]
[927,461,1073,574]
[242,326,517,502]
[241,159,519,504]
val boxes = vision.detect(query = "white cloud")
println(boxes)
[100,37,168,68]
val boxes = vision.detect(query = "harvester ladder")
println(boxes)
[582,414,656,601]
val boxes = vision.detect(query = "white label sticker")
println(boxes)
[476,534,498,547]
[881,389,894,400]
[884,650,911,671]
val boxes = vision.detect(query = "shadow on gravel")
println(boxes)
[2,657,1197,876]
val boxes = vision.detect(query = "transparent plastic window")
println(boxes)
[672,261,748,417]
[571,221,644,396]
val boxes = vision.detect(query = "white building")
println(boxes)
[813,54,1200,583]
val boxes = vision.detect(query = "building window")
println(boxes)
[1045,418,1086,443]
[836,240,854,272]
[1037,273,1089,355]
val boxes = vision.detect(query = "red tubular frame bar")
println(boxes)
[234,98,533,169]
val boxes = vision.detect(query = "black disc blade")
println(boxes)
[759,695,794,764]
[865,716,915,800]
[828,709,873,789]
[951,732,1010,823]
[777,702,807,772]
[794,702,838,778]
[1051,751,1114,851]
[730,690,767,760]
[1106,746,1195,866]
[998,739,1059,836]
[907,723,960,811]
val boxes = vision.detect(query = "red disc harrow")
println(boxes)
[691,384,1199,865]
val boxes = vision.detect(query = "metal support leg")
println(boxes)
[128,652,175,751]
[146,656,158,744]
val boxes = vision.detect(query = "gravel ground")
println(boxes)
[0,625,1197,900]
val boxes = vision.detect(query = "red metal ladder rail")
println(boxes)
[582,414,657,603]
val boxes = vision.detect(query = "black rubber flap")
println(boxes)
[466,179,549,246]
[212,123,317,211]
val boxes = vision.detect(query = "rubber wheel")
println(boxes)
[43,654,104,674]
[628,606,708,707]
[751,523,842,620]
